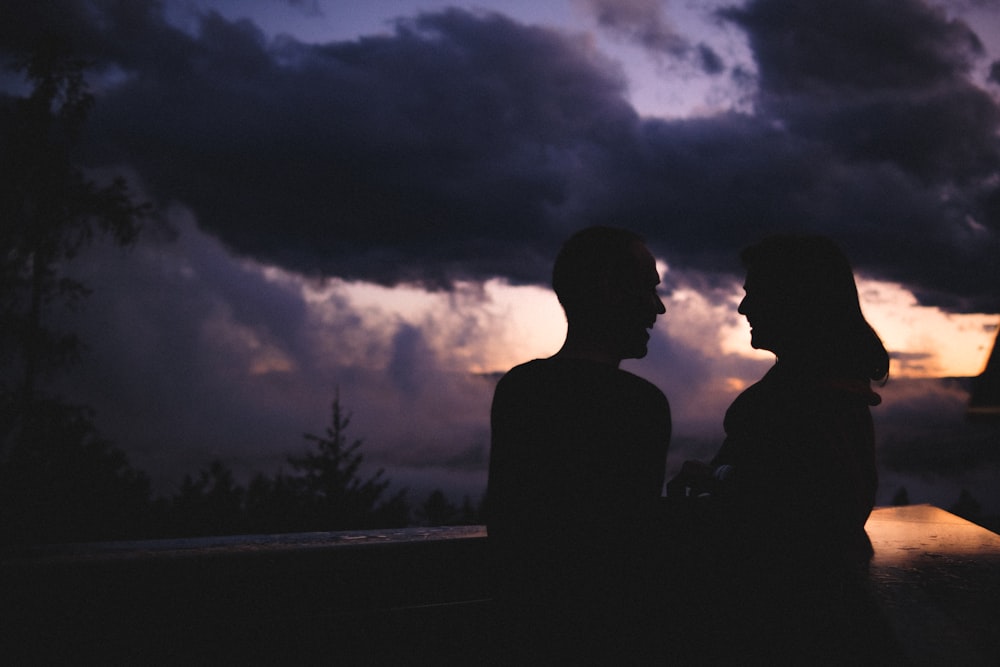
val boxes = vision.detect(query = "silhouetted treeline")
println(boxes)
[158,394,484,535]
[416,489,483,527]
[949,487,1000,533]
[0,398,154,545]
[156,395,414,538]
[0,393,483,545]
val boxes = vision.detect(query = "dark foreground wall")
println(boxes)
[0,526,491,664]
[2,508,999,665]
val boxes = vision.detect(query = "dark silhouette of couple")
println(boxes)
[487,227,902,664]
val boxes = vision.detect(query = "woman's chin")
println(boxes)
[749,333,775,353]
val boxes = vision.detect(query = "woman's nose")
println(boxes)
[738,296,748,315]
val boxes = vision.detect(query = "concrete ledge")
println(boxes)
[1,526,491,664]
[867,505,1000,666]
[2,508,998,664]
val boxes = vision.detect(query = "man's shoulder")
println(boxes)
[500,357,613,383]
[504,358,548,374]
[605,370,671,431]
[616,367,670,407]
[498,358,667,403]
[497,358,548,384]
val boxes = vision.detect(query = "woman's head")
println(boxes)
[738,235,889,381]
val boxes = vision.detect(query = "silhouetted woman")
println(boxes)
[673,235,896,663]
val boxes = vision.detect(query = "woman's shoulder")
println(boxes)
[746,362,880,404]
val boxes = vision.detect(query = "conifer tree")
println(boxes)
[289,390,409,529]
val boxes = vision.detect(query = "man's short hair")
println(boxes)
[552,226,644,317]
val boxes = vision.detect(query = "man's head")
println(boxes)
[552,226,665,361]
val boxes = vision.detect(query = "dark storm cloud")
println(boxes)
[580,0,725,74]
[722,0,985,94]
[719,0,1000,310]
[586,0,689,56]
[11,1,634,287]
[4,0,1000,310]
[723,0,998,189]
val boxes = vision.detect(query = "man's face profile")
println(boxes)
[604,242,666,360]
[553,228,666,364]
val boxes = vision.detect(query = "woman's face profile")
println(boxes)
[738,271,797,355]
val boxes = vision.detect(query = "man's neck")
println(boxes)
[553,335,622,368]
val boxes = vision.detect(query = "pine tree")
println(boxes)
[288,391,409,529]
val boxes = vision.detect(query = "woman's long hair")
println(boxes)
[741,235,889,382]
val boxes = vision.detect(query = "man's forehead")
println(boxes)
[630,242,659,278]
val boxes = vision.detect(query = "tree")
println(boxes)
[419,489,458,526]
[950,488,983,525]
[156,394,410,538]
[288,391,409,529]
[0,42,150,545]
[0,397,152,544]
[167,460,248,537]
[0,41,147,451]
[243,470,306,534]
[418,490,483,526]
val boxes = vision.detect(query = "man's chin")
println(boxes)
[749,334,776,354]
[605,329,650,360]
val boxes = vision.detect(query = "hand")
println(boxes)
[679,460,714,482]
[666,459,715,497]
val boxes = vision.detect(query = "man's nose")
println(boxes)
[655,294,666,315]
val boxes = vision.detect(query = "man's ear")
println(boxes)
[594,268,615,305]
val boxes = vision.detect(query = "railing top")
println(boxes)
[867,504,1000,566]
[5,504,999,568]
[1,524,488,565]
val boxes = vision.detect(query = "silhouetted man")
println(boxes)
[487,226,671,663]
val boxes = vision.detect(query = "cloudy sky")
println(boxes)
[4,0,1000,511]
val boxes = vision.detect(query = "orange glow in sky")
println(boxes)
[289,267,996,381]
[716,277,997,379]
[856,278,998,379]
